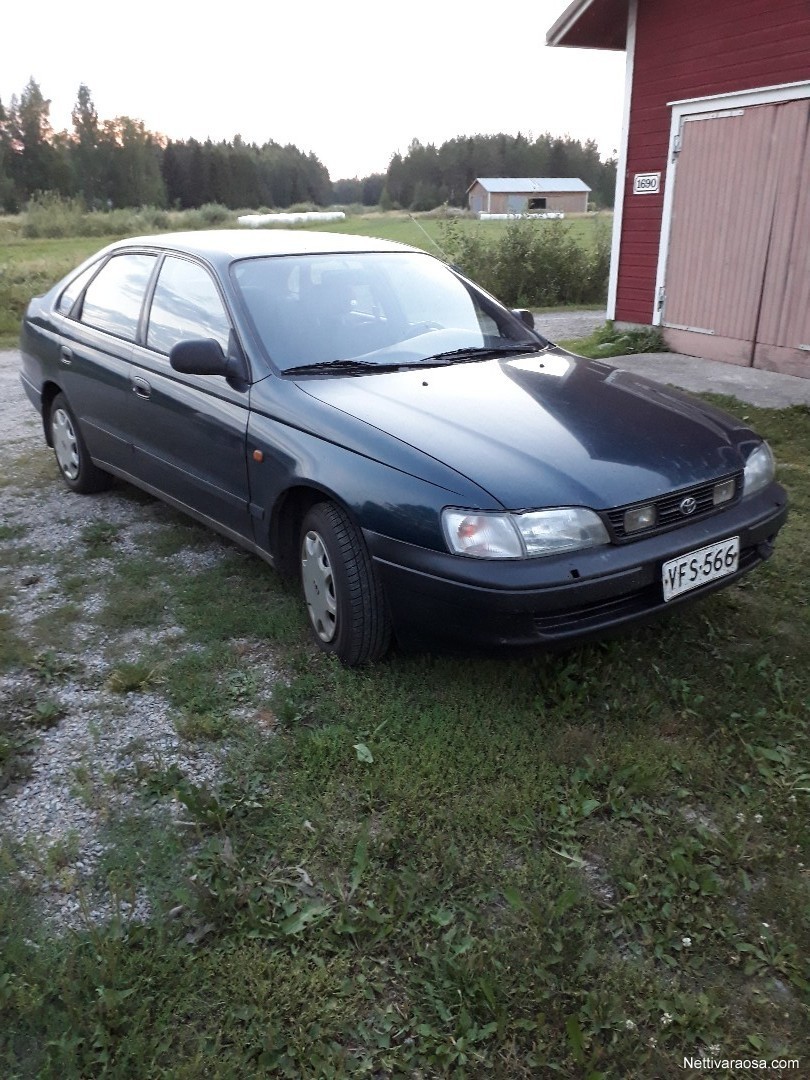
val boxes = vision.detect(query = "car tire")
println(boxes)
[299,501,391,666]
[49,393,112,494]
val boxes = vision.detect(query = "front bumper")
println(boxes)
[365,484,788,648]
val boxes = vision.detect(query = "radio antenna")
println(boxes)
[408,213,450,261]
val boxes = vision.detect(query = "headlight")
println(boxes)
[743,442,775,497]
[442,507,609,559]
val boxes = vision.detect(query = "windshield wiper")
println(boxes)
[417,343,546,365]
[284,342,546,376]
[284,359,402,377]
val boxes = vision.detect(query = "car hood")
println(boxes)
[297,350,750,510]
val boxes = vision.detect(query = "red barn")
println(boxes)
[548,0,810,378]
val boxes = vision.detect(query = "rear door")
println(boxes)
[57,251,158,469]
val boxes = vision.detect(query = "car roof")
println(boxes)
[103,229,422,265]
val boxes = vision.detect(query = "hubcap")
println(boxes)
[52,408,80,480]
[301,530,337,642]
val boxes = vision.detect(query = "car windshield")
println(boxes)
[231,251,541,373]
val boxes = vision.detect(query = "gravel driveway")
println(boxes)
[532,309,606,341]
[1,349,279,929]
[1,348,40,447]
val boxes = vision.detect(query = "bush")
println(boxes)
[22,193,179,239]
[0,215,24,242]
[180,203,235,230]
[330,202,367,216]
[138,207,171,230]
[23,193,87,239]
[197,203,232,226]
[439,216,611,308]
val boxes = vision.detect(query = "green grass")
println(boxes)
[0,524,29,542]
[106,660,160,695]
[0,235,128,343]
[0,400,808,1077]
[79,520,122,557]
[0,611,30,673]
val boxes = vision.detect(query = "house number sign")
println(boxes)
[633,172,661,194]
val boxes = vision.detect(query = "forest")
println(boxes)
[0,79,617,213]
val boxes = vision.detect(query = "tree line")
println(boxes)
[384,133,615,210]
[0,78,617,213]
[0,80,331,213]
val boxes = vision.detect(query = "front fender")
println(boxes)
[245,400,496,554]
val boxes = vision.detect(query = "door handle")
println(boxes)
[60,346,73,365]
[131,376,152,399]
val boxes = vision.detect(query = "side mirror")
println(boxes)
[170,338,249,385]
[512,308,535,330]
[170,338,229,376]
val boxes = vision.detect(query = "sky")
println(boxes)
[2,0,627,180]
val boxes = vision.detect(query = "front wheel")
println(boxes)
[49,393,112,494]
[299,501,391,665]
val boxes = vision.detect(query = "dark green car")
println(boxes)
[20,230,788,664]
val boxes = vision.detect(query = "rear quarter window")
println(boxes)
[80,253,157,340]
[56,261,102,317]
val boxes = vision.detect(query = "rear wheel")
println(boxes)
[49,393,112,494]
[299,501,391,665]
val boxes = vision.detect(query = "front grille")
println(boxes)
[605,472,744,541]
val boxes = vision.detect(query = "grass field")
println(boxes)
[1,385,808,1076]
[0,209,611,348]
[314,212,607,253]
[0,235,119,345]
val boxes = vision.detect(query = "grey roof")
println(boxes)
[108,230,414,259]
[73,230,422,280]
[470,177,591,194]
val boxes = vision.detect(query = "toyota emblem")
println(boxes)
[679,496,698,516]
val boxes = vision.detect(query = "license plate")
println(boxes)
[662,536,740,601]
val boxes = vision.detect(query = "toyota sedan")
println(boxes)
[19,230,788,664]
